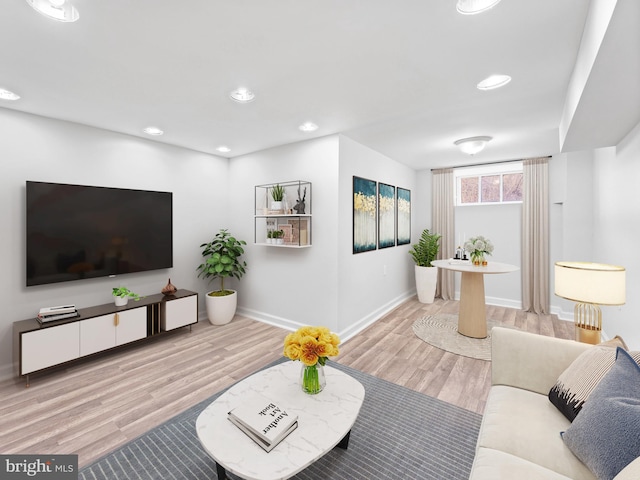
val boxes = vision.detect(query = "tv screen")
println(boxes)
[26,181,173,286]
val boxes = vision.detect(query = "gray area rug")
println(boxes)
[79,360,481,480]
[413,313,508,361]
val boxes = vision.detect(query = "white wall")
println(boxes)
[549,152,596,319]
[228,136,341,332]
[337,135,418,339]
[592,122,640,348]
[454,204,522,307]
[0,109,229,379]
[229,134,419,341]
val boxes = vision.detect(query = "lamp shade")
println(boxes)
[554,262,625,305]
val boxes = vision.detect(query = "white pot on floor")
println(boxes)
[415,265,438,304]
[205,290,238,325]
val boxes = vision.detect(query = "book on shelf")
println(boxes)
[39,305,77,315]
[36,311,79,323]
[228,395,298,452]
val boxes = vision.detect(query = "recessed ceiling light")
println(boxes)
[0,88,20,101]
[456,0,502,15]
[477,74,512,90]
[299,122,318,132]
[454,136,492,155]
[229,88,255,103]
[143,126,164,136]
[26,0,79,22]
[216,146,231,153]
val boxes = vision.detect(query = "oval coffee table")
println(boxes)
[196,361,365,480]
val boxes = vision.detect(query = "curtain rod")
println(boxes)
[430,155,551,171]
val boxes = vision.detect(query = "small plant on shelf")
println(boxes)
[271,184,285,202]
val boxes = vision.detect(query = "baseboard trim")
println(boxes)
[237,291,415,343]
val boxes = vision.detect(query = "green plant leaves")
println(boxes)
[408,229,441,267]
[196,229,248,292]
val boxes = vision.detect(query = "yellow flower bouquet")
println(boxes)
[283,326,340,394]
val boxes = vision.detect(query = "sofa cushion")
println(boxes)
[470,447,575,480]
[478,385,596,479]
[548,336,627,422]
[562,348,640,480]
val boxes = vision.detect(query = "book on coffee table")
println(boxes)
[228,394,298,452]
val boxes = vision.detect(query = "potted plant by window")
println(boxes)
[197,229,247,325]
[112,287,142,306]
[271,184,285,212]
[408,229,441,304]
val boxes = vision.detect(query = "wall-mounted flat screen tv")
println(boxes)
[26,181,173,287]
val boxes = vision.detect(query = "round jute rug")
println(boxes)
[412,313,512,361]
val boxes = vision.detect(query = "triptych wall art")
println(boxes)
[352,176,411,254]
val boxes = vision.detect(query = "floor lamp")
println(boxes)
[554,262,626,344]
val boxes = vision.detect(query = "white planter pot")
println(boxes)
[271,201,283,211]
[415,265,438,304]
[276,238,284,245]
[205,289,238,325]
[114,296,128,306]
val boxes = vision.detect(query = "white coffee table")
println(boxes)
[196,361,365,480]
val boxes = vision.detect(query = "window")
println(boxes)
[456,162,523,205]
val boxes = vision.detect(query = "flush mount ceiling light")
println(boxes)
[299,122,318,132]
[216,146,231,153]
[477,74,512,91]
[229,87,255,103]
[143,126,164,136]
[454,136,492,155]
[456,0,502,15]
[26,0,79,22]
[0,88,20,101]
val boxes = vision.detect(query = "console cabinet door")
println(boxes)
[21,322,80,375]
[115,307,147,346]
[162,295,197,331]
[80,314,117,356]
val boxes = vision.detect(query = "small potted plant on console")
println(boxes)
[112,287,142,306]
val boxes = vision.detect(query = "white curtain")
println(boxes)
[431,168,455,300]
[522,157,550,313]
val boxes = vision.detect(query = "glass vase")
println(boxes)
[300,363,326,394]
[471,253,485,266]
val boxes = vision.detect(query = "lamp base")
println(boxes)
[574,302,602,344]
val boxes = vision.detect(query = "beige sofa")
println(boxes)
[469,327,640,480]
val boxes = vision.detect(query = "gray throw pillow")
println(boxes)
[561,347,640,480]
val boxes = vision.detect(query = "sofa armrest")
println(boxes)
[491,327,592,395]
[614,457,640,480]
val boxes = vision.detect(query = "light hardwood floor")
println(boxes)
[0,297,573,468]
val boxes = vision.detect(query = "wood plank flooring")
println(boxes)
[0,298,573,468]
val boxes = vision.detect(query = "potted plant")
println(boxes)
[112,287,142,306]
[408,229,441,304]
[197,229,247,325]
[266,230,273,244]
[273,229,285,245]
[271,184,285,211]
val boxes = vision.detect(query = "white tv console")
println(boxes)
[13,289,198,386]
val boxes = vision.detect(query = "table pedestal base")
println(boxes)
[458,271,487,339]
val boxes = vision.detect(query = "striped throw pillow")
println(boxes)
[548,336,632,422]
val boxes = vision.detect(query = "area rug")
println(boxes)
[412,313,508,361]
[79,361,481,480]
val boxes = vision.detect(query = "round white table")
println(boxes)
[431,260,519,338]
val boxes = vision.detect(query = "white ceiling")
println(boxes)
[0,0,636,170]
